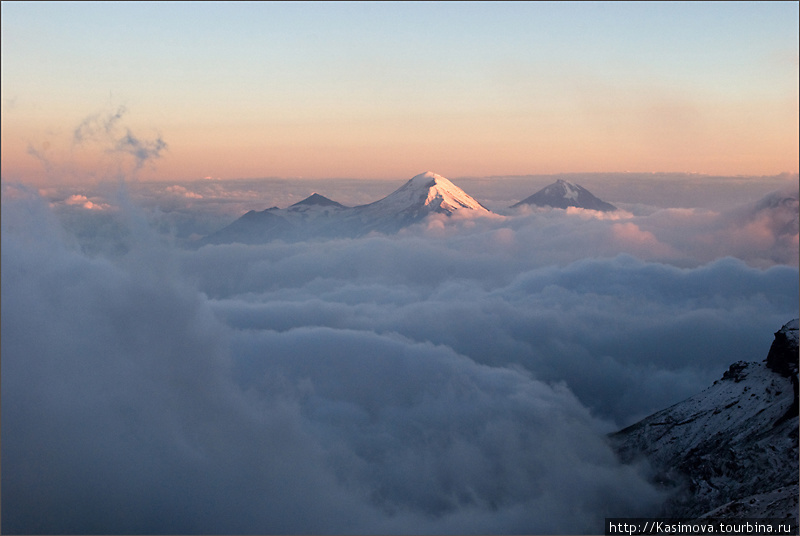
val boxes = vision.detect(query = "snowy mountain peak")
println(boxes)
[408,171,444,188]
[550,179,580,199]
[368,172,491,215]
[202,172,493,244]
[512,179,617,212]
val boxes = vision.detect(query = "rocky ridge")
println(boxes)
[611,320,799,519]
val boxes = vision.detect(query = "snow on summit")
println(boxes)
[549,179,580,200]
[512,179,617,212]
[202,172,493,244]
[369,171,491,215]
[408,171,442,186]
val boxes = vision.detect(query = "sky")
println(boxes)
[1,1,798,184]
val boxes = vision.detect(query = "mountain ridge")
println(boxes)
[611,319,800,519]
[200,171,493,245]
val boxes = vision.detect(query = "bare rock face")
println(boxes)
[767,319,800,378]
[767,319,799,424]
[610,320,799,519]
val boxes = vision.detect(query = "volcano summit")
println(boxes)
[511,179,617,212]
[202,172,493,244]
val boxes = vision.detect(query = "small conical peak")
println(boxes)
[290,193,344,208]
[512,179,617,211]
[546,179,580,196]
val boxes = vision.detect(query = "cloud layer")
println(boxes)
[2,178,798,534]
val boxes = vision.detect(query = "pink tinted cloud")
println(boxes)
[612,222,676,258]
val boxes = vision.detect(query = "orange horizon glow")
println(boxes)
[3,3,797,186]
[3,104,798,186]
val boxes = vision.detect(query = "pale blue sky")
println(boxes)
[2,1,798,182]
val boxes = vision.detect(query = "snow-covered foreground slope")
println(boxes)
[611,319,799,518]
[201,172,493,244]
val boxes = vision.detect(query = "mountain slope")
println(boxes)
[347,171,491,234]
[201,193,349,245]
[512,179,617,211]
[201,172,493,244]
[610,319,799,518]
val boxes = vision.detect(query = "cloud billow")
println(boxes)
[1,187,668,534]
[204,243,798,426]
[2,180,798,534]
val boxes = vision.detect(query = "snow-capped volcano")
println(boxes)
[375,171,490,215]
[350,172,491,233]
[611,319,799,519]
[512,179,617,212]
[201,172,493,245]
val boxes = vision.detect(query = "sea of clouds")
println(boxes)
[2,170,798,534]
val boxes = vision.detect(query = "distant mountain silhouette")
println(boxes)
[512,179,617,211]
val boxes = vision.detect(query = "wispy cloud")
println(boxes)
[26,143,53,173]
[73,105,126,144]
[73,105,168,172]
[114,129,168,169]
